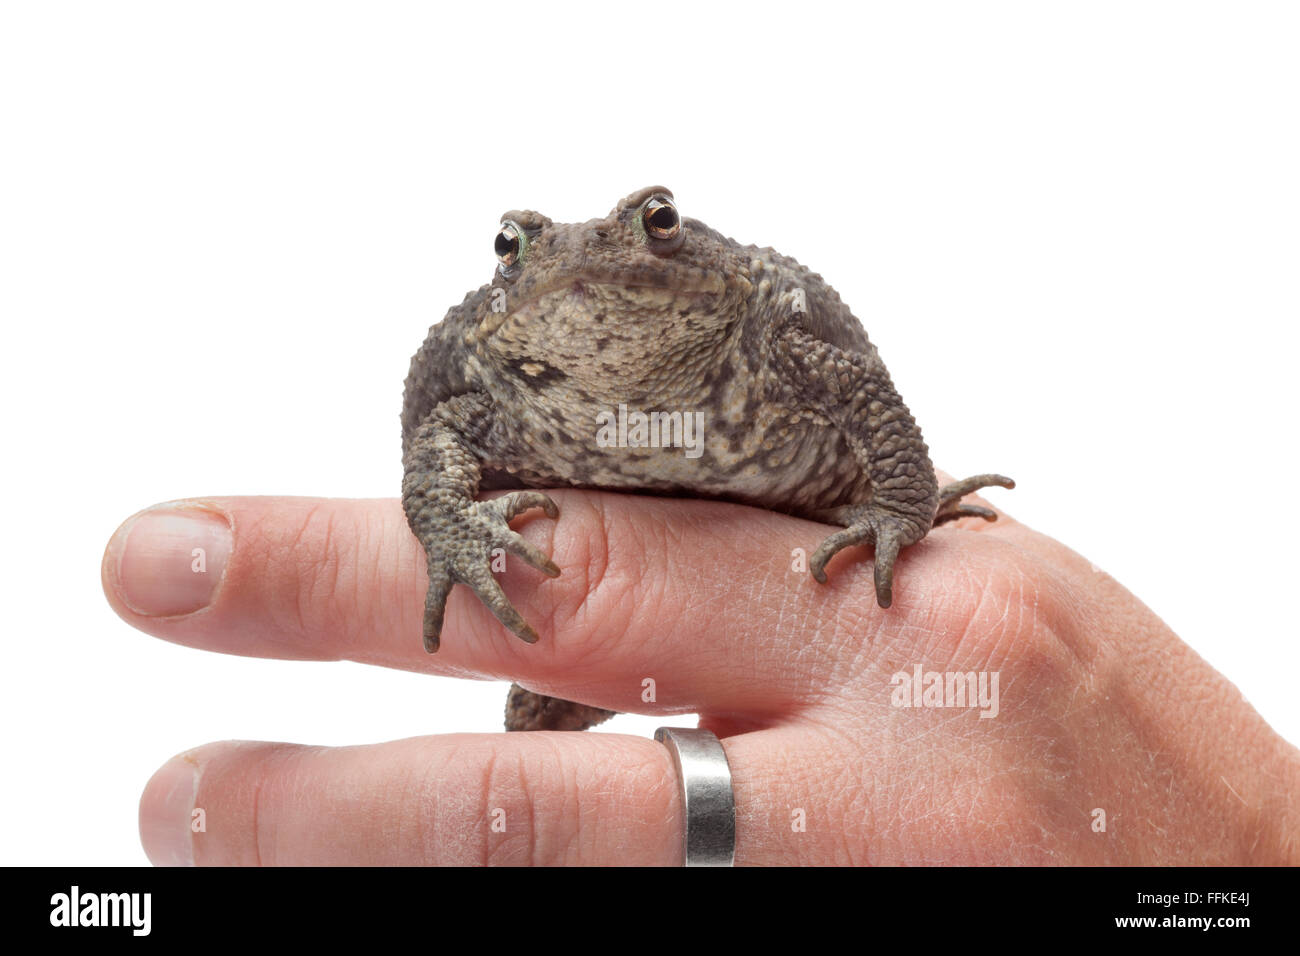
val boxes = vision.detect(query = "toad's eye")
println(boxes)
[642,197,680,240]
[495,221,526,270]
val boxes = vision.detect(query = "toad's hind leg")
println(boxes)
[933,474,1016,526]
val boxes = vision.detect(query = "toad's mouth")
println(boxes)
[521,273,728,308]
[468,273,733,345]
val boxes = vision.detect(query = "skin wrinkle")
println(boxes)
[966,552,1062,674]
[980,563,1025,662]
[571,510,712,707]
[287,745,336,862]
[344,504,377,647]
[879,669,1049,859]
[545,745,575,864]
[1175,686,1274,858]
[724,726,817,864]
[286,502,327,647]
[795,600,857,697]
[363,500,396,649]
[631,506,684,652]
[409,744,441,866]
[566,495,613,640]
[641,764,682,854]
[248,745,276,868]
[819,592,881,694]
[756,580,831,705]
[849,753,916,865]
[557,495,623,652]
[709,521,823,695]
[229,505,322,661]
[557,737,594,865]
[1029,571,1110,670]
[948,568,1016,673]
[239,508,290,653]
[801,546,896,681]
[815,746,870,864]
[532,740,568,866]
[515,741,545,867]
[756,571,804,696]
[435,737,491,865]
[312,504,350,650]
[395,514,434,663]
[479,742,514,866]
[554,741,592,865]
[520,495,569,651]
[522,504,642,700]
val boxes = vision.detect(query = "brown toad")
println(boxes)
[401,186,1012,731]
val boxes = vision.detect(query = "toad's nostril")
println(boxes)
[595,229,609,240]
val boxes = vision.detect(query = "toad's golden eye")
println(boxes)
[495,221,526,269]
[642,197,680,240]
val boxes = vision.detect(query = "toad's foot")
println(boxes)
[409,491,560,653]
[933,474,1016,526]
[809,475,1015,608]
[808,506,918,610]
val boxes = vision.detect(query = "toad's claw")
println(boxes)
[809,526,869,584]
[414,494,560,653]
[422,571,453,653]
[933,474,1015,526]
[487,490,560,523]
[809,510,909,608]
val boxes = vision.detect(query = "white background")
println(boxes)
[2,2,1297,865]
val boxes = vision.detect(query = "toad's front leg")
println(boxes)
[776,323,1012,608]
[402,392,561,652]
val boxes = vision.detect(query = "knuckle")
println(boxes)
[545,496,670,670]
[270,502,385,654]
[927,535,1064,667]
[478,739,582,866]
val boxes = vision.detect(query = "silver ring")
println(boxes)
[654,727,736,867]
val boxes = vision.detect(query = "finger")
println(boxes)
[101,492,1031,719]
[139,733,685,866]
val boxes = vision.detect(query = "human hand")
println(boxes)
[103,481,1300,865]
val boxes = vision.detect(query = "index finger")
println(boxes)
[101,490,1027,718]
